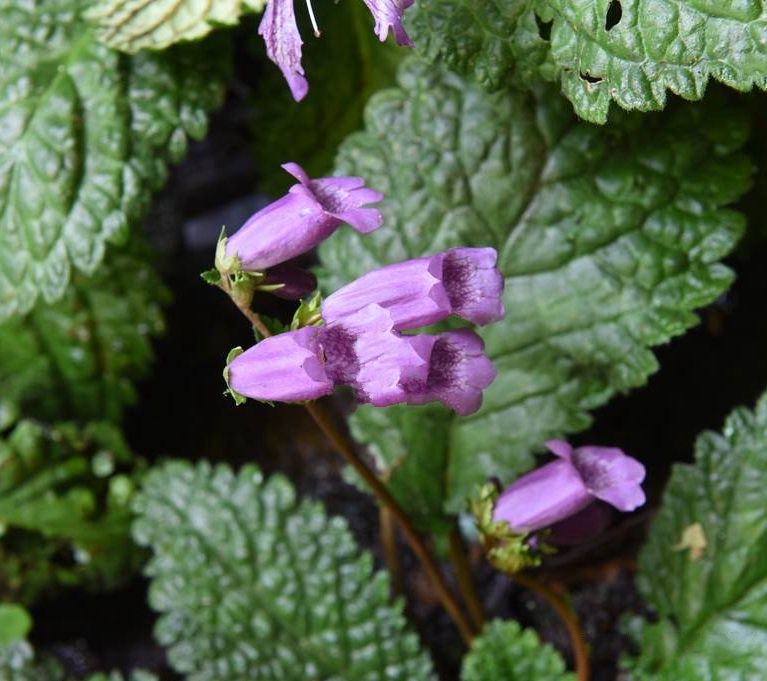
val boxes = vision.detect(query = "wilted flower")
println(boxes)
[260,265,317,300]
[223,163,383,272]
[322,247,505,330]
[492,440,646,534]
[259,0,415,101]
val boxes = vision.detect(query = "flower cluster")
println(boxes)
[260,0,414,101]
[216,164,504,416]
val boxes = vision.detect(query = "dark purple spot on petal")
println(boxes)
[318,326,359,384]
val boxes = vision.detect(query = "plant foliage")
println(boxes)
[0,0,229,320]
[318,58,750,526]
[133,460,436,681]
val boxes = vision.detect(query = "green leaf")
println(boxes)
[461,620,575,680]
[631,390,767,679]
[133,460,436,681]
[318,59,750,523]
[253,0,402,195]
[0,0,229,320]
[408,0,767,123]
[0,420,142,604]
[89,0,265,52]
[0,605,32,646]
[0,247,167,423]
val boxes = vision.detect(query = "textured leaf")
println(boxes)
[0,247,167,423]
[252,0,402,194]
[631,391,767,679]
[133,460,436,681]
[0,420,142,604]
[461,620,575,681]
[0,642,65,681]
[0,0,229,320]
[407,0,767,123]
[89,0,265,52]
[318,59,750,521]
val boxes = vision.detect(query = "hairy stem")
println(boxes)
[448,526,486,632]
[514,573,590,681]
[304,401,475,644]
[380,505,404,595]
[222,292,475,644]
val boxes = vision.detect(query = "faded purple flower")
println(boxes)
[403,329,497,415]
[258,0,308,102]
[362,0,415,47]
[261,265,317,300]
[492,440,646,534]
[322,247,504,330]
[225,163,383,272]
[547,503,612,546]
[227,327,333,402]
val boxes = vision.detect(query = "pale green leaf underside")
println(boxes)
[0,0,228,320]
[133,461,436,681]
[633,390,767,679]
[461,620,575,680]
[0,247,167,423]
[89,0,265,52]
[407,0,767,123]
[318,59,749,519]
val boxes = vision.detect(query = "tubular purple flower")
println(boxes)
[321,247,504,330]
[224,163,383,272]
[492,440,646,534]
[227,327,333,402]
[258,0,308,102]
[260,265,317,300]
[403,329,497,415]
[318,304,431,406]
[362,0,415,46]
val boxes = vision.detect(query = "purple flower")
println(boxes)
[227,327,333,402]
[362,0,415,47]
[260,265,317,300]
[225,163,383,272]
[258,0,307,101]
[322,248,505,330]
[402,329,497,415]
[492,440,646,534]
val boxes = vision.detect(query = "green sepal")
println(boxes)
[200,269,221,286]
[471,483,547,574]
[222,347,246,406]
[290,292,324,330]
[213,228,239,277]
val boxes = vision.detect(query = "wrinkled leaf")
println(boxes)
[318,59,750,524]
[0,246,167,423]
[631,390,767,679]
[461,620,575,680]
[89,0,265,52]
[0,0,229,319]
[133,460,436,681]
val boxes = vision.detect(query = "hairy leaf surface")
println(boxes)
[407,0,767,123]
[318,59,750,523]
[632,391,767,679]
[133,461,436,681]
[0,0,228,319]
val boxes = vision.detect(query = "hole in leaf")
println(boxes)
[580,72,603,84]
[605,0,622,30]
[534,13,552,41]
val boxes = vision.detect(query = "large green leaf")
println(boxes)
[318,59,750,523]
[631,390,767,679]
[89,0,265,52]
[0,0,229,320]
[0,420,142,604]
[461,620,575,681]
[0,247,167,423]
[407,0,767,123]
[133,460,436,681]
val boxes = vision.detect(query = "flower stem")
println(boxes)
[447,525,486,632]
[513,573,590,681]
[221,292,475,645]
[379,505,404,596]
[304,401,476,645]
